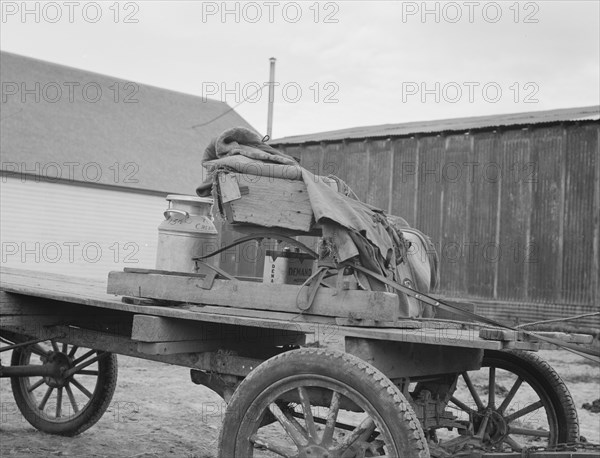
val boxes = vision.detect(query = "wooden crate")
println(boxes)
[215,171,314,232]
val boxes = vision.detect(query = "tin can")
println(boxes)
[263,248,316,285]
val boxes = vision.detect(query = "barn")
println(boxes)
[0,51,255,279]
[272,107,600,332]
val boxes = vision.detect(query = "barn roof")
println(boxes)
[272,105,600,145]
[0,51,256,194]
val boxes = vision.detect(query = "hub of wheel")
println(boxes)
[486,410,509,445]
[42,351,72,387]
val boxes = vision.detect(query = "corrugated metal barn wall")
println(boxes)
[276,121,600,331]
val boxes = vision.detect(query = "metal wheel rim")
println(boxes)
[447,359,559,452]
[234,375,399,457]
[13,340,104,424]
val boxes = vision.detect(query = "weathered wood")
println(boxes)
[137,340,223,355]
[218,172,314,232]
[345,337,484,379]
[432,298,477,322]
[107,271,403,321]
[1,323,263,377]
[1,267,543,351]
[131,315,305,347]
[479,328,593,344]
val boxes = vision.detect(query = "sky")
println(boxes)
[1,0,599,139]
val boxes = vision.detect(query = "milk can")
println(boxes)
[156,195,219,274]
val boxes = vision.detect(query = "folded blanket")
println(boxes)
[196,127,297,196]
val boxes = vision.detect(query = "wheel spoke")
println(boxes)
[497,377,523,415]
[505,400,543,423]
[65,384,80,413]
[321,391,341,446]
[268,403,308,447]
[27,378,45,393]
[55,387,63,418]
[70,377,93,399]
[77,370,99,376]
[334,416,376,454]
[250,434,296,457]
[488,367,496,409]
[38,386,54,410]
[475,413,490,439]
[509,426,550,438]
[64,353,104,378]
[72,349,96,366]
[68,345,79,357]
[462,372,484,410]
[61,342,68,353]
[280,404,309,438]
[51,340,60,352]
[297,387,318,440]
[503,435,523,451]
[449,396,477,416]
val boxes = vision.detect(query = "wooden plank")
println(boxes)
[186,304,335,325]
[1,323,263,376]
[131,315,305,345]
[479,328,594,344]
[218,172,314,232]
[439,134,472,296]
[467,133,500,299]
[432,299,477,322]
[366,139,392,210]
[390,137,419,225]
[2,268,534,350]
[345,338,484,378]
[132,315,221,342]
[563,125,597,305]
[528,128,564,302]
[137,340,223,355]
[107,271,403,321]
[497,132,532,301]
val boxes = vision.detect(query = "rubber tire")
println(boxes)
[218,347,430,458]
[10,346,118,436]
[482,349,579,444]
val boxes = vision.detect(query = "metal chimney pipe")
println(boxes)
[267,57,276,138]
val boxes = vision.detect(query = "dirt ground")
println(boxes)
[1,348,598,458]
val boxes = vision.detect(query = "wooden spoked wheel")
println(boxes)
[10,339,118,436]
[440,349,579,454]
[218,348,429,458]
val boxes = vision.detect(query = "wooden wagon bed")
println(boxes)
[0,266,561,354]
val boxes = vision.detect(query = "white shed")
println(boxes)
[0,52,256,278]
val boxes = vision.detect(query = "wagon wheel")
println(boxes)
[440,349,578,454]
[218,347,429,458]
[10,339,118,436]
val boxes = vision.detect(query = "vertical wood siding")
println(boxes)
[277,121,600,331]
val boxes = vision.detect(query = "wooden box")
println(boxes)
[215,171,315,232]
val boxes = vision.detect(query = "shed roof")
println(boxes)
[0,51,255,194]
[272,105,600,145]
